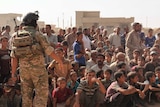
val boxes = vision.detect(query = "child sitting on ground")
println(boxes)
[77,66,86,83]
[144,71,160,104]
[52,77,73,107]
[127,71,148,107]
[67,71,79,93]
[47,47,72,81]
[0,36,11,83]
[105,71,140,107]
[134,66,145,82]
[71,61,79,75]
[66,71,79,107]
[101,69,113,90]
[96,70,104,80]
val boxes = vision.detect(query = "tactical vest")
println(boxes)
[12,30,43,58]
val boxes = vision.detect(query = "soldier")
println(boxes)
[10,11,62,107]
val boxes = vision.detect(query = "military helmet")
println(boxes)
[22,11,39,25]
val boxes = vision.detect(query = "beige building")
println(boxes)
[0,13,22,33]
[76,11,134,34]
[0,13,51,34]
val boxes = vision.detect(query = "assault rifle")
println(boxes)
[13,18,19,36]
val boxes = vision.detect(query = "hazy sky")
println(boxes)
[0,0,160,28]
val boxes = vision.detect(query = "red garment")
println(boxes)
[52,87,73,103]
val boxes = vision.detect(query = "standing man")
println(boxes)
[125,22,144,61]
[44,24,58,63]
[65,27,77,51]
[121,26,129,50]
[11,11,62,107]
[44,24,58,48]
[73,31,86,66]
[108,27,122,48]
[82,28,91,51]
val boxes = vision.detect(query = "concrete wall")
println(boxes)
[0,13,51,34]
[0,13,22,34]
[76,11,134,34]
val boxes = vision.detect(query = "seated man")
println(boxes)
[144,71,160,104]
[155,66,160,84]
[127,71,148,107]
[101,69,113,90]
[74,69,106,107]
[105,71,141,107]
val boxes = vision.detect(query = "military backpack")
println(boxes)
[12,30,43,58]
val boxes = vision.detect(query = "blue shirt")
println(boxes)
[73,41,86,66]
[145,36,156,47]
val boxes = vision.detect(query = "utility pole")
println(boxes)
[146,16,148,28]
[70,16,72,27]
[62,12,64,29]
[57,17,59,28]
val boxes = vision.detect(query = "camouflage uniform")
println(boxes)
[11,26,54,107]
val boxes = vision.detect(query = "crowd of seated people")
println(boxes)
[1,22,160,107]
